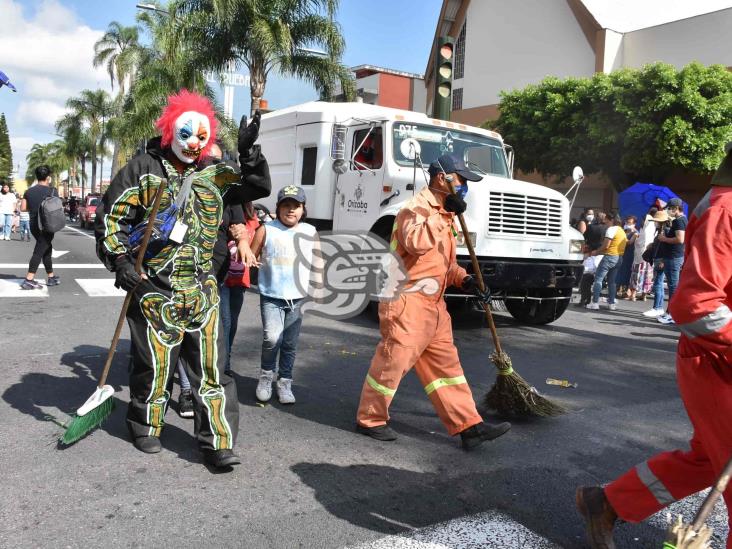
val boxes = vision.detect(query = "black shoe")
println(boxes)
[46,275,61,286]
[460,421,511,450]
[202,448,241,469]
[356,423,398,441]
[133,436,162,454]
[178,390,194,418]
[20,279,42,290]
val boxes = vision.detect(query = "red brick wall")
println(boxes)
[378,73,412,110]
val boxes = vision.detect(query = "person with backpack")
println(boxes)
[20,165,61,289]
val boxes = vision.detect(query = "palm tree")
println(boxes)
[25,141,70,186]
[56,114,93,198]
[178,0,355,114]
[64,90,113,194]
[93,22,142,178]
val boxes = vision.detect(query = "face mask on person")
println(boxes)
[585,215,594,223]
[171,111,211,164]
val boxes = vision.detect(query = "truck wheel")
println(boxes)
[369,217,395,245]
[505,290,570,325]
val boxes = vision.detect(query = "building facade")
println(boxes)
[335,65,426,112]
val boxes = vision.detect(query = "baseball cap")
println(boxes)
[276,185,306,205]
[665,198,683,209]
[428,153,483,182]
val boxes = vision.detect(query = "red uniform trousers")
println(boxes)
[605,343,732,547]
[356,291,483,436]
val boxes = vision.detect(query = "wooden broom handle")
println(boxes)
[691,455,732,531]
[97,181,168,388]
[445,178,504,355]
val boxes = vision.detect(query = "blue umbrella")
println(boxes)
[618,182,688,223]
[0,70,17,92]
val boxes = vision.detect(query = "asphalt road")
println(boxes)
[0,223,726,548]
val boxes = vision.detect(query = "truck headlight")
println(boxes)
[456,231,476,248]
[569,239,584,254]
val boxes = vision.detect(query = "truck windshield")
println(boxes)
[392,123,509,178]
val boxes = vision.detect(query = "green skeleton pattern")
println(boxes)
[102,158,240,447]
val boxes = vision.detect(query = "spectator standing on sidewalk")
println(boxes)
[615,215,639,299]
[575,208,595,235]
[20,166,60,290]
[583,211,607,252]
[628,208,658,301]
[18,207,30,242]
[652,198,687,325]
[0,183,16,240]
[586,213,627,311]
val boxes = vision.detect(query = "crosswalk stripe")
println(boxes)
[75,278,127,297]
[0,278,49,297]
[348,511,558,548]
[0,264,106,269]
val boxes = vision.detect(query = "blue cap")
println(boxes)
[666,198,683,209]
[277,185,306,205]
[428,153,482,182]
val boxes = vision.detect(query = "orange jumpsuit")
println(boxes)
[605,185,732,546]
[356,186,483,435]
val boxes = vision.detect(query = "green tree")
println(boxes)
[63,89,113,194]
[94,21,143,178]
[494,62,732,191]
[178,0,355,114]
[25,141,70,185]
[0,113,12,184]
[56,114,93,198]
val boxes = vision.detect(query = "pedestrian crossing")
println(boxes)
[0,277,124,297]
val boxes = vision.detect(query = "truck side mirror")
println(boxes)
[330,124,347,160]
[504,144,514,176]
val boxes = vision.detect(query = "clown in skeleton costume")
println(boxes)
[95,90,270,468]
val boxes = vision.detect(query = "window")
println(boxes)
[452,88,463,111]
[352,127,383,170]
[454,22,466,80]
[301,147,317,185]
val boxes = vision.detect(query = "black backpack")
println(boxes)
[39,190,66,233]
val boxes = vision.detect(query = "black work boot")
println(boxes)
[133,436,162,454]
[202,449,241,469]
[460,421,511,450]
[576,486,618,549]
[356,423,398,441]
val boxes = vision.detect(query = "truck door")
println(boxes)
[333,124,385,232]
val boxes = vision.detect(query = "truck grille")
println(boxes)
[487,192,563,238]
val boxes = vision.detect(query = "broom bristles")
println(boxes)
[483,351,567,418]
[58,398,116,446]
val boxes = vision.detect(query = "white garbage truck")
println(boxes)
[257,101,585,324]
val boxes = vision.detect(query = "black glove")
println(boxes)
[114,255,142,292]
[444,193,467,214]
[238,110,261,156]
[462,275,491,304]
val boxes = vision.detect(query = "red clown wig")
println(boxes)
[155,89,218,160]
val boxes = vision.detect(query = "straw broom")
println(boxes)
[59,182,167,445]
[663,455,732,548]
[446,179,565,417]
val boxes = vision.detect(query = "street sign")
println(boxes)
[205,71,250,88]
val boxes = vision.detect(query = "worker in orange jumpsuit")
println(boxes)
[356,153,511,450]
[576,143,732,548]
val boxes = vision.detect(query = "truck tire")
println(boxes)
[369,216,395,244]
[505,290,571,325]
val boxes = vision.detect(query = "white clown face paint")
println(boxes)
[172,111,211,164]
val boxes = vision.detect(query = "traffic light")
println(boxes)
[432,36,454,121]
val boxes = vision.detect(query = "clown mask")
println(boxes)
[172,111,211,164]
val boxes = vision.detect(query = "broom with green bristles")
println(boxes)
[59,182,167,445]
[446,179,566,418]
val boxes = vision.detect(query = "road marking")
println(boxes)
[348,511,558,549]
[51,250,69,259]
[0,278,49,297]
[0,264,105,269]
[62,225,95,240]
[76,278,126,297]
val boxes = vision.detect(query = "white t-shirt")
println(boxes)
[604,226,621,239]
[0,193,17,215]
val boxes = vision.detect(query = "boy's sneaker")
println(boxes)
[46,275,61,286]
[642,308,665,318]
[607,303,617,311]
[20,279,42,290]
[178,390,194,418]
[657,313,675,325]
[585,302,600,310]
[276,378,296,404]
[256,369,275,402]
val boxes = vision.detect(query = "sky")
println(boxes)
[2,0,732,181]
[0,0,442,181]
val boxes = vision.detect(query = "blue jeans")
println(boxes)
[592,255,622,304]
[219,284,246,372]
[653,256,684,310]
[260,295,303,380]
[19,220,30,238]
[2,214,11,239]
